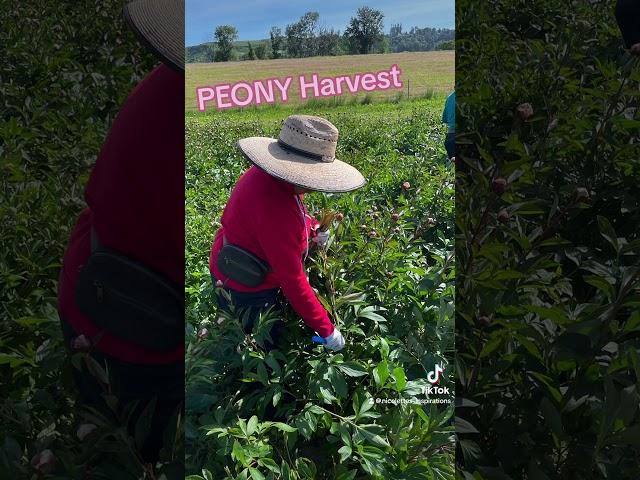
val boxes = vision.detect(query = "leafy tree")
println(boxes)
[285,11,319,58]
[389,27,454,53]
[316,27,341,56]
[437,40,455,50]
[269,26,284,59]
[390,23,403,38]
[344,6,384,54]
[214,25,238,62]
[243,41,256,61]
[254,42,267,59]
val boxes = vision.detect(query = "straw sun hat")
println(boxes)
[238,115,366,193]
[124,0,184,72]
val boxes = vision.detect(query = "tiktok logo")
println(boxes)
[427,364,444,384]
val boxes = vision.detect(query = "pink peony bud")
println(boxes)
[215,279,224,288]
[197,328,209,339]
[516,102,534,120]
[31,449,56,474]
[71,335,91,352]
[497,209,510,223]
[492,178,507,195]
[575,187,589,202]
[76,423,97,441]
[402,181,411,190]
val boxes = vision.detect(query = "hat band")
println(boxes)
[277,139,334,163]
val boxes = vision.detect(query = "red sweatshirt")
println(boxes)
[209,166,335,338]
[58,64,184,365]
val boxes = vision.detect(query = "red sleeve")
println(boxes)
[256,198,334,337]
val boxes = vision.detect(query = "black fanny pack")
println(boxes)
[74,227,183,352]
[217,238,271,287]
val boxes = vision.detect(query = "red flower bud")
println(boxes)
[77,423,97,441]
[391,213,400,222]
[497,209,510,223]
[71,335,91,352]
[574,187,589,202]
[492,178,507,195]
[516,102,534,120]
[215,279,224,288]
[31,450,56,474]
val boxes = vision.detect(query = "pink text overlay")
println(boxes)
[196,64,403,111]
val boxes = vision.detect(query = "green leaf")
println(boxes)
[373,360,389,388]
[319,385,337,403]
[258,458,280,474]
[232,440,247,465]
[339,423,351,447]
[257,362,269,386]
[247,415,258,436]
[249,467,265,480]
[597,215,619,253]
[202,469,213,480]
[455,416,478,434]
[135,397,157,450]
[540,397,565,439]
[359,426,391,448]
[338,444,352,462]
[393,367,407,392]
[525,305,570,325]
[336,471,357,480]
[270,422,297,433]
[329,367,349,399]
[583,275,615,301]
[480,334,503,358]
[337,361,368,377]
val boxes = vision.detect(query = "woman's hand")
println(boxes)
[323,327,345,351]
[313,229,330,248]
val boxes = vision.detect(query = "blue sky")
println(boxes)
[186,0,454,46]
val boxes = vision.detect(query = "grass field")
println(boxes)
[185,51,454,112]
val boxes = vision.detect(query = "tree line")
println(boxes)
[187,7,454,63]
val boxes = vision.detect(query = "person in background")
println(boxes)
[616,0,640,55]
[58,0,184,463]
[442,89,456,160]
[210,115,366,352]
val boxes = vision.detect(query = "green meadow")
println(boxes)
[185,51,454,112]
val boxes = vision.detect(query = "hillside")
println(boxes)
[186,28,455,63]
[186,39,270,63]
[185,51,454,111]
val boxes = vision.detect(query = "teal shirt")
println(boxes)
[442,91,455,132]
